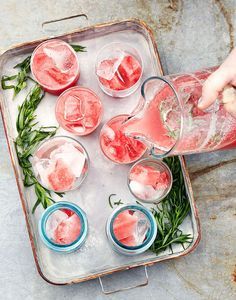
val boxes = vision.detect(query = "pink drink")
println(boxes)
[113,210,139,247]
[100,114,147,164]
[55,87,103,136]
[98,55,142,90]
[128,158,172,202]
[31,39,80,95]
[121,68,236,156]
[96,43,143,97]
[46,209,81,245]
[32,136,89,192]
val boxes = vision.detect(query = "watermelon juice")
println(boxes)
[31,39,80,95]
[121,69,236,157]
[106,204,157,255]
[100,114,147,164]
[128,158,172,203]
[46,209,81,245]
[96,43,143,98]
[32,136,89,192]
[55,86,103,136]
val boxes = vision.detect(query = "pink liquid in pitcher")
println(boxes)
[121,69,236,156]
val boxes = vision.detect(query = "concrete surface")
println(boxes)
[0,0,236,299]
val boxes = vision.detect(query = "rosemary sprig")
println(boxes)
[150,156,192,255]
[108,194,124,209]
[15,85,58,213]
[1,43,86,97]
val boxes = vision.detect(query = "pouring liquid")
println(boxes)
[121,71,236,157]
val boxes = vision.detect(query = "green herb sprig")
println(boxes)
[108,194,124,209]
[150,157,192,255]
[15,84,59,213]
[1,55,35,97]
[70,44,86,52]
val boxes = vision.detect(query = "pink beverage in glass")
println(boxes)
[96,43,143,98]
[100,114,147,164]
[128,158,172,203]
[31,39,80,95]
[32,136,89,192]
[46,209,81,245]
[120,67,236,157]
[55,86,103,136]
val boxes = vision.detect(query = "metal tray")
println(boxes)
[0,19,201,286]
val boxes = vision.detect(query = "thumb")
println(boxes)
[198,68,230,110]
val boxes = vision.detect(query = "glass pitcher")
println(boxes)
[121,67,236,158]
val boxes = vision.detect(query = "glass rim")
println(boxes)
[39,201,88,252]
[95,42,143,96]
[32,135,90,193]
[140,75,184,159]
[99,114,147,165]
[55,85,104,136]
[106,204,157,252]
[31,38,80,91]
[127,157,173,204]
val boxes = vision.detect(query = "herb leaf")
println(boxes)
[1,55,32,97]
[150,157,192,255]
[15,85,58,213]
[70,44,87,52]
[108,194,124,209]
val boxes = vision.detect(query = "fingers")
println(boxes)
[198,68,230,110]
[224,100,236,118]
[198,47,236,110]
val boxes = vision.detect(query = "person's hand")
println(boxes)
[198,48,236,117]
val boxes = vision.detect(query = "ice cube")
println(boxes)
[46,210,68,240]
[133,210,150,245]
[96,51,125,80]
[48,159,76,191]
[64,95,85,121]
[54,213,81,244]
[43,44,73,73]
[82,100,100,128]
[113,210,138,240]
[103,125,115,141]
[129,180,157,200]
[33,158,56,187]
[70,124,86,133]
[50,142,86,178]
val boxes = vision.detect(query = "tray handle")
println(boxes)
[42,13,88,34]
[98,266,148,295]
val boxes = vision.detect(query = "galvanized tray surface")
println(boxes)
[0,19,200,285]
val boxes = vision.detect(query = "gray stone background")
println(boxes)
[0,0,235,299]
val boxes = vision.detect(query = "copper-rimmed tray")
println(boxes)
[0,19,201,285]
